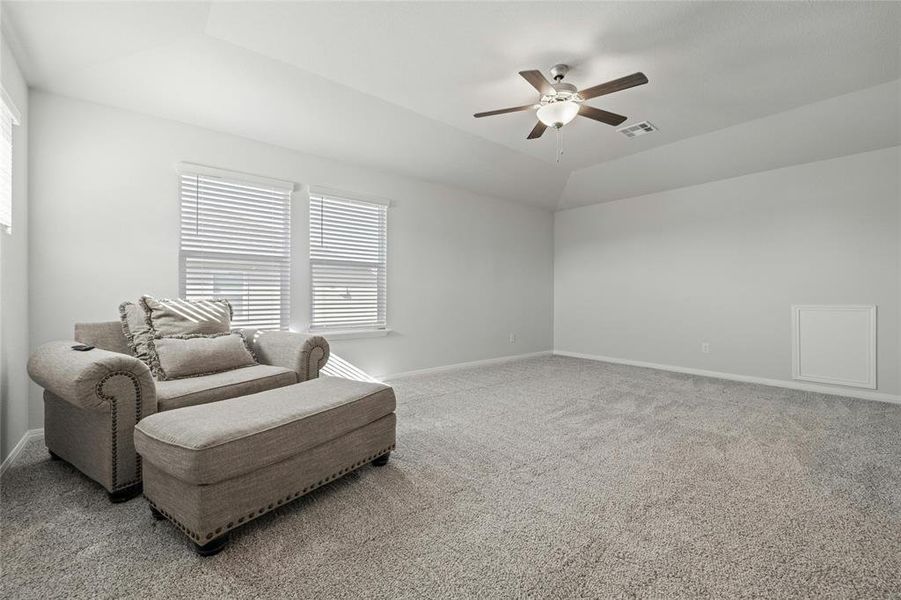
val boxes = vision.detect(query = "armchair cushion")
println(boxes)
[155,364,296,411]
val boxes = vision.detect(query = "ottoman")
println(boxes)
[134,376,396,555]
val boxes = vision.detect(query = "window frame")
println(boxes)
[177,163,295,331]
[0,86,21,235]
[308,188,389,334]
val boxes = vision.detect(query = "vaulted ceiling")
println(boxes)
[3,1,900,210]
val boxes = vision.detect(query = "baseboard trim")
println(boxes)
[382,351,553,380]
[0,428,44,478]
[554,351,901,405]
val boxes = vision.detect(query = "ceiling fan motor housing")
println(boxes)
[550,63,570,81]
[546,82,579,101]
[554,82,576,92]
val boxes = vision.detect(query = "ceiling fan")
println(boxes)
[474,64,648,139]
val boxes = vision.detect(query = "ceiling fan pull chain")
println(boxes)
[556,127,565,164]
[555,127,559,163]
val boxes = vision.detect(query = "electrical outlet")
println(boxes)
[509,333,516,344]
[701,342,710,354]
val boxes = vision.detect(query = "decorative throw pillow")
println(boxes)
[147,331,257,381]
[120,296,235,368]
[139,295,233,336]
[119,301,154,365]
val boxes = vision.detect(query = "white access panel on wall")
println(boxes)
[791,305,876,389]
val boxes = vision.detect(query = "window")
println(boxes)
[0,88,20,234]
[309,191,388,331]
[179,165,293,330]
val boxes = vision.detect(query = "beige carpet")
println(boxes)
[2,356,900,599]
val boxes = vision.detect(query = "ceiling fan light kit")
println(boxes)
[537,100,580,128]
[474,63,649,150]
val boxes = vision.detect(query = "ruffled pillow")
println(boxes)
[119,296,235,368]
[119,301,154,365]
[139,295,233,336]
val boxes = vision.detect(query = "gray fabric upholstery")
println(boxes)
[244,329,329,382]
[28,318,330,496]
[140,296,232,336]
[43,391,114,488]
[75,321,132,356]
[136,377,395,484]
[28,342,157,493]
[28,341,155,412]
[142,413,396,545]
[148,332,257,380]
[154,364,297,411]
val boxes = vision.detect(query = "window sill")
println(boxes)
[307,328,391,341]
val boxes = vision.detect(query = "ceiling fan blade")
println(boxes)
[578,104,628,126]
[527,121,548,139]
[579,72,648,100]
[473,104,536,118]
[519,70,554,95]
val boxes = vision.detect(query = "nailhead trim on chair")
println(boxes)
[95,371,144,492]
[146,443,396,544]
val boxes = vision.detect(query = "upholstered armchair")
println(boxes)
[28,321,329,502]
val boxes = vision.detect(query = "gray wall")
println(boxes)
[1,37,30,461]
[555,146,900,397]
[26,92,555,425]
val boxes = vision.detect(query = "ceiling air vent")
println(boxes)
[617,121,657,138]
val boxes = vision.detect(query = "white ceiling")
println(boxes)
[3,1,900,209]
[560,80,901,209]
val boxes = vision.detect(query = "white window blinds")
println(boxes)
[0,89,20,234]
[309,192,388,331]
[179,169,293,330]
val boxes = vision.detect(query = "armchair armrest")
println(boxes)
[28,341,157,497]
[28,341,156,411]
[242,330,330,382]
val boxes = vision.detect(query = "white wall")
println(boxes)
[555,146,900,397]
[1,37,29,461]
[27,92,554,421]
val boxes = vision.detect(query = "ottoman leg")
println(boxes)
[108,482,143,503]
[372,452,390,467]
[150,506,165,521]
[195,534,229,557]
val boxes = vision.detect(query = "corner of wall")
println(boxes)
[0,34,31,462]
